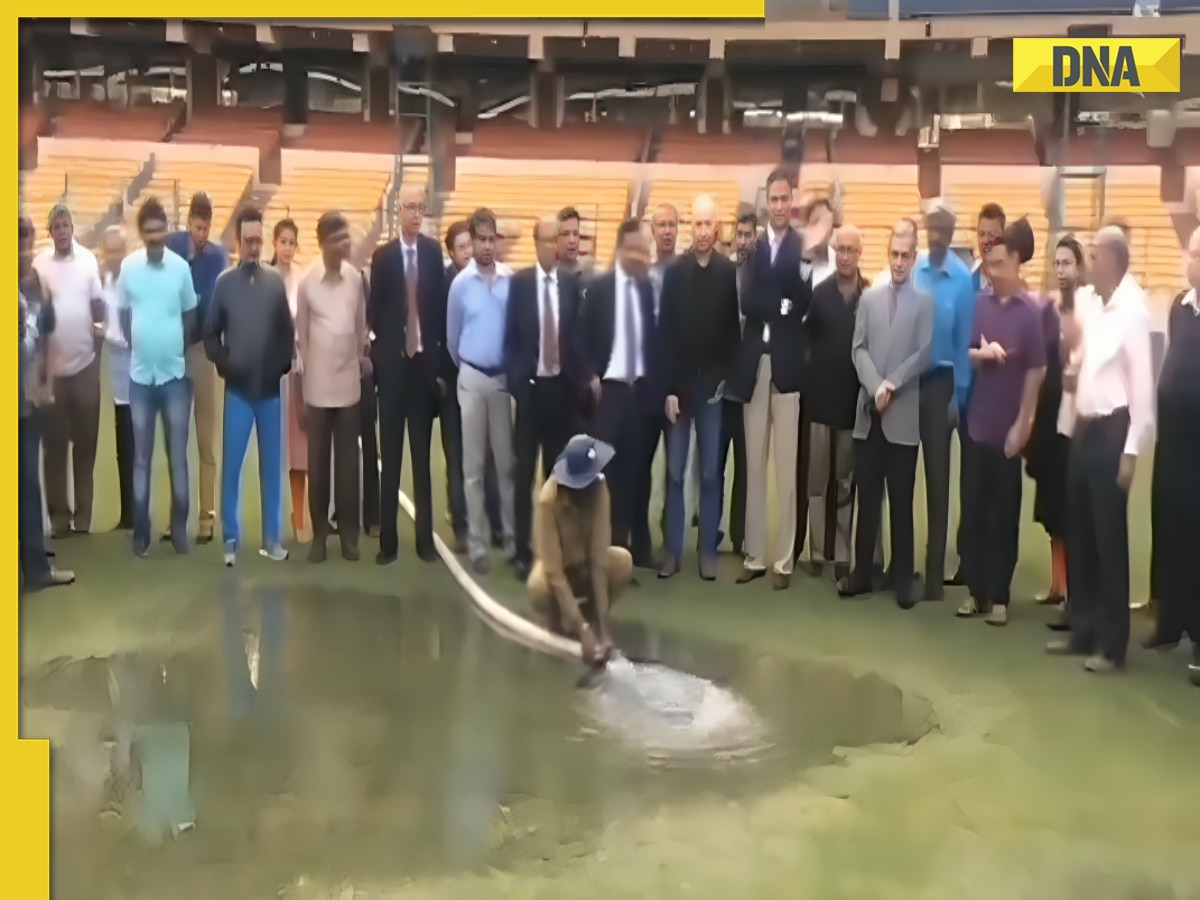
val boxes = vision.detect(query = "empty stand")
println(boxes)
[125,159,253,246]
[442,173,630,269]
[285,111,408,156]
[657,125,783,166]
[467,119,646,162]
[172,106,281,147]
[21,154,144,250]
[264,165,393,269]
[49,101,183,143]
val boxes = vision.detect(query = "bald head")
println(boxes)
[399,183,427,239]
[691,194,718,256]
[833,223,862,281]
[923,198,956,261]
[1091,225,1130,297]
[101,225,127,274]
[534,214,558,271]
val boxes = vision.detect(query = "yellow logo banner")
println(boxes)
[1012,37,1181,93]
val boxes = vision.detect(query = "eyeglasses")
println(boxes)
[401,203,426,215]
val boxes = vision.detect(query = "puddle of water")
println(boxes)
[21,583,934,899]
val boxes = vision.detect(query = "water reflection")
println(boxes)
[21,584,934,899]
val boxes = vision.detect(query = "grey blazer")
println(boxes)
[851,281,934,447]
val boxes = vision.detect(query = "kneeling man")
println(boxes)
[528,434,633,667]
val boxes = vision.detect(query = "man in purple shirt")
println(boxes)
[957,221,1046,627]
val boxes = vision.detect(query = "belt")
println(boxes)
[462,360,504,378]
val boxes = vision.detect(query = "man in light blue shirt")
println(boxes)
[118,198,198,558]
[911,200,976,601]
[446,208,517,572]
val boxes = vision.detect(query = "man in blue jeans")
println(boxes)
[117,198,198,557]
[19,286,74,590]
[204,206,295,566]
[657,195,741,581]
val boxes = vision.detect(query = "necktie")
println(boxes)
[623,277,638,380]
[541,274,559,374]
[405,247,421,358]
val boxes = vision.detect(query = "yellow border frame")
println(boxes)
[10,13,50,896]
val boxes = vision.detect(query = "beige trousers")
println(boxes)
[528,547,633,636]
[743,356,800,575]
[187,343,217,535]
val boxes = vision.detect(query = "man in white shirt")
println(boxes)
[32,203,105,537]
[1048,226,1155,673]
[100,226,133,531]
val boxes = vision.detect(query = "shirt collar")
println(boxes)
[537,263,556,283]
[1183,288,1198,311]
[400,235,419,253]
[463,257,513,282]
[1104,273,1146,312]
[318,256,347,282]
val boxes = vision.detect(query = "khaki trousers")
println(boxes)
[743,356,800,575]
[187,343,218,535]
[528,547,633,636]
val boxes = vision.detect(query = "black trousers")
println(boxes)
[114,402,134,528]
[961,434,1023,606]
[594,380,646,550]
[918,368,955,598]
[1067,410,1132,665]
[793,395,810,563]
[851,414,918,603]
[632,410,668,561]
[306,405,360,547]
[379,356,438,558]
[513,376,576,566]
[719,398,746,553]
[358,373,380,532]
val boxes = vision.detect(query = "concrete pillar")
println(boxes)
[19,40,36,109]
[455,86,478,134]
[282,50,309,126]
[185,53,218,122]
[364,60,392,124]
[697,61,726,135]
[917,147,941,200]
[529,69,563,130]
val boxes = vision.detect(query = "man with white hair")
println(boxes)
[1047,226,1154,673]
[658,194,741,580]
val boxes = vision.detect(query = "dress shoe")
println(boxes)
[632,549,657,570]
[308,541,327,564]
[365,524,381,539]
[837,576,870,598]
[416,544,437,563]
[698,555,717,581]
[772,572,790,591]
[799,560,825,578]
[512,558,531,582]
[340,542,360,562]
[26,567,75,590]
[472,555,491,575]
[196,532,213,546]
[956,596,990,618]
[945,567,965,587]
[736,568,766,585]
[1036,592,1066,606]
[984,604,1009,626]
[376,550,398,566]
[658,554,680,579]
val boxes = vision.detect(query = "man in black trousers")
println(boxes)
[369,183,448,564]
[506,214,587,581]
[579,220,656,550]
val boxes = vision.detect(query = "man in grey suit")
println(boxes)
[838,220,934,609]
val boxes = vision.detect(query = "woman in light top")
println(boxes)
[1039,235,1086,630]
[270,219,307,541]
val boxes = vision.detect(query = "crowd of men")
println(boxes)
[16,169,1199,681]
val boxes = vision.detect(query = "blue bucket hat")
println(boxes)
[553,434,615,490]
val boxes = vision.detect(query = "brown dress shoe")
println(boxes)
[772,572,790,591]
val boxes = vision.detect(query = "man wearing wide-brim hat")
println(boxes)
[528,434,633,667]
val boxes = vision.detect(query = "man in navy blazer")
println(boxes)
[505,214,588,580]
[368,183,449,565]
[577,220,656,550]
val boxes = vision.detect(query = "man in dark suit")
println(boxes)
[728,169,819,590]
[369,182,448,564]
[506,214,587,581]
[659,195,741,581]
[578,220,656,550]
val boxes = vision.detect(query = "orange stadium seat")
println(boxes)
[442,173,630,269]
[20,154,145,251]
[942,179,1049,290]
[838,181,922,280]
[125,160,253,247]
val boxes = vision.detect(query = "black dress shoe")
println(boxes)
[376,550,398,566]
[838,576,871,598]
[512,558,531,582]
[416,544,437,563]
[736,568,766,585]
[945,567,966,587]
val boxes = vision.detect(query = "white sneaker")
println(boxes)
[223,540,237,568]
[985,604,1009,627]
[259,543,289,562]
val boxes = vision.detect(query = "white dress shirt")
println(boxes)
[536,263,561,378]
[603,265,644,382]
[1073,277,1156,456]
[32,241,103,378]
[102,271,131,406]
